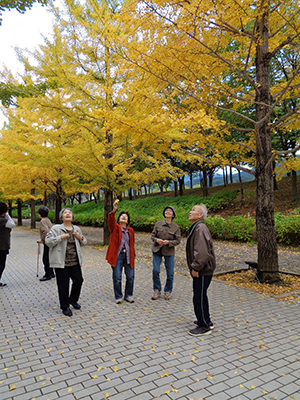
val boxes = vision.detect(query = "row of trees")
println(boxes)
[1,0,300,281]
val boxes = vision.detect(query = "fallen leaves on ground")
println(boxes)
[214,270,300,302]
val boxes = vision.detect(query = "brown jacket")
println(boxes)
[151,220,181,256]
[39,217,53,244]
[186,220,216,276]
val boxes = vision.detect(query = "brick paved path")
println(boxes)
[0,225,300,400]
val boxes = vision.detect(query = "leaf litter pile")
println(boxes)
[214,269,300,303]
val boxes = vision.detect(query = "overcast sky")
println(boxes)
[0,4,55,127]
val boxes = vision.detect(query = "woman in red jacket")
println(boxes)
[106,200,135,304]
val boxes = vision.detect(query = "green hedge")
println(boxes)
[11,192,300,246]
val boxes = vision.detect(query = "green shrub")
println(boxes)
[275,213,300,245]
[11,191,300,246]
[206,216,256,242]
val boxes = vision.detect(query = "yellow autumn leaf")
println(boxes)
[113,366,118,372]
[68,388,72,393]
[9,385,16,391]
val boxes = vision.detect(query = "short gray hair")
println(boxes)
[197,204,208,220]
[59,208,74,222]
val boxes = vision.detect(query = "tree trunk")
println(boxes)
[230,166,233,184]
[255,13,279,282]
[178,176,185,196]
[128,188,133,200]
[43,190,47,206]
[238,169,244,206]
[17,199,22,226]
[273,160,278,191]
[30,181,36,229]
[8,200,12,216]
[174,179,178,197]
[291,169,298,202]
[103,188,113,245]
[158,181,164,196]
[189,173,193,189]
[202,167,208,197]
[55,180,62,224]
[208,169,213,187]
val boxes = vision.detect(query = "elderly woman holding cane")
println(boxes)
[46,208,87,316]
[106,200,135,304]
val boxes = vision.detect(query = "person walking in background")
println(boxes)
[106,200,135,304]
[186,204,216,336]
[45,208,87,316]
[0,202,16,287]
[151,206,181,300]
[37,206,55,281]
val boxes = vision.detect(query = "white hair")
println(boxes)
[197,204,208,220]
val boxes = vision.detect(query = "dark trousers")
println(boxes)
[0,250,8,281]
[55,265,84,310]
[43,245,54,277]
[193,275,212,328]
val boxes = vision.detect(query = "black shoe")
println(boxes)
[69,301,81,310]
[40,276,51,282]
[0,282,7,287]
[50,274,56,279]
[62,307,73,316]
[194,321,214,329]
[188,326,212,336]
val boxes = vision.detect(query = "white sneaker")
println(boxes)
[164,291,172,300]
[115,299,122,304]
[125,297,135,303]
[151,290,161,300]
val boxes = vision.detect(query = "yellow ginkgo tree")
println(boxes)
[118,0,300,281]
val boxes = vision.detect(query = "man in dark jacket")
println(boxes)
[0,202,16,287]
[186,204,216,336]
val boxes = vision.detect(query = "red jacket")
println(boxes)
[105,211,135,268]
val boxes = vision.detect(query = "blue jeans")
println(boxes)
[112,252,134,300]
[193,275,212,329]
[152,252,174,293]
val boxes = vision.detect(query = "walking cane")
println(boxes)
[36,242,41,277]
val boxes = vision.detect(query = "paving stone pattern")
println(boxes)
[0,225,299,400]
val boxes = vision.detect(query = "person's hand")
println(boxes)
[113,200,119,212]
[156,238,164,245]
[37,240,42,244]
[191,269,199,278]
[73,231,82,241]
[61,233,70,240]
[162,240,169,246]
